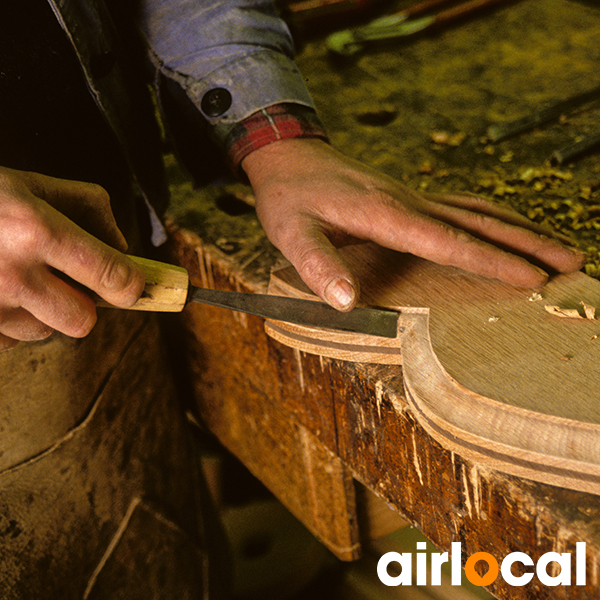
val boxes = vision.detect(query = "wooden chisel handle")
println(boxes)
[97,256,190,312]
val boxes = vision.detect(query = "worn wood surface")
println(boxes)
[172,234,361,560]
[267,242,600,496]
[124,256,189,312]
[165,1,600,597]
[168,229,600,598]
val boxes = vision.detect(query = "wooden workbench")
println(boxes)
[164,1,600,598]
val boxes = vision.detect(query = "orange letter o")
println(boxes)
[465,552,499,587]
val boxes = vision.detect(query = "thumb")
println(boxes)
[283,229,360,311]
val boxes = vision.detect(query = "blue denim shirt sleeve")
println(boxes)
[139,0,317,144]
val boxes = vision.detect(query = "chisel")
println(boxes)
[99,256,399,339]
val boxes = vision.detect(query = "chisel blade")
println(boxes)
[187,286,399,338]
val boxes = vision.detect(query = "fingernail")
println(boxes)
[568,246,587,258]
[324,278,356,310]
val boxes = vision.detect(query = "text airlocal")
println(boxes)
[378,542,586,587]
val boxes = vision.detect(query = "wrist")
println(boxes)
[242,137,331,187]
[227,104,329,175]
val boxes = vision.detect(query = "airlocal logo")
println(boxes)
[378,542,586,587]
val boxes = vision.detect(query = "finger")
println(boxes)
[18,170,128,251]
[420,200,586,273]
[18,269,98,338]
[422,192,579,246]
[422,192,536,224]
[276,220,360,311]
[351,205,551,288]
[0,333,19,352]
[39,206,145,308]
[409,222,550,287]
[0,306,54,341]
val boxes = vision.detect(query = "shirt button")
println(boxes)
[201,88,232,117]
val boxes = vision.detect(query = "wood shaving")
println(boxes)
[545,305,584,319]
[581,301,597,320]
[430,130,466,146]
[544,303,597,320]
[418,161,433,174]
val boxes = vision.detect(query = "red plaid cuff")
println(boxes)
[226,103,329,173]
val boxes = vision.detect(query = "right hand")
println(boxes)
[243,139,586,311]
[0,167,146,351]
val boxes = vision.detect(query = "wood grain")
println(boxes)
[163,2,600,594]
[96,256,189,312]
[267,243,600,495]
[167,228,600,599]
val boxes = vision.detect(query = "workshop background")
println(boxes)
[168,0,600,598]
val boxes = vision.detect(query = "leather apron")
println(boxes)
[0,2,221,597]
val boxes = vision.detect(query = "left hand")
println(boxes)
[242,138,586,311]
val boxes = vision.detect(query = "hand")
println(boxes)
[0,167,145,351]
[242,138,586,311]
